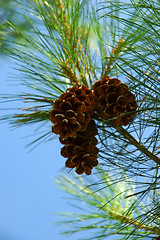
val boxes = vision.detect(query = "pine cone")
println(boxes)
[49,85,95,138]
[93,76,137,126]
[59,120,99,175]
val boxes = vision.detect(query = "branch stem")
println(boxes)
[115,126,160,165]
[110,207,160,235]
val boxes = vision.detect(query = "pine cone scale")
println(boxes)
[93,76,137,126]
[49,84,95,138]
[60,120,99,175]
[49,76,137,175]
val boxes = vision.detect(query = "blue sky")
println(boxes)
[0,56,77,240]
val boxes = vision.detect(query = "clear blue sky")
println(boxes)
[0,57,77,240]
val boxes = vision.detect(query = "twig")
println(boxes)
[115,126,160,165]
[109,207,160,235]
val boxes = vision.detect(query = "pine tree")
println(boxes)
[1,0,160,239]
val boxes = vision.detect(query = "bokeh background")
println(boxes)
[0,1,79,239]
[0,57,77,240]
[0,1,99,239]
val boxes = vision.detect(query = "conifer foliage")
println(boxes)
[1,0,160,239]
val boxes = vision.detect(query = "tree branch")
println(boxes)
[109,207,160,235]
[115,126,160,165]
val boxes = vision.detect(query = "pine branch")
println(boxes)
[106,207,160,235]
[115,126,160,165]
[56,167,160,239]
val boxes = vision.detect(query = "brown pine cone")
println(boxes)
[49,85,95,138]
[93,76,137,126]
[59,120,99,175]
